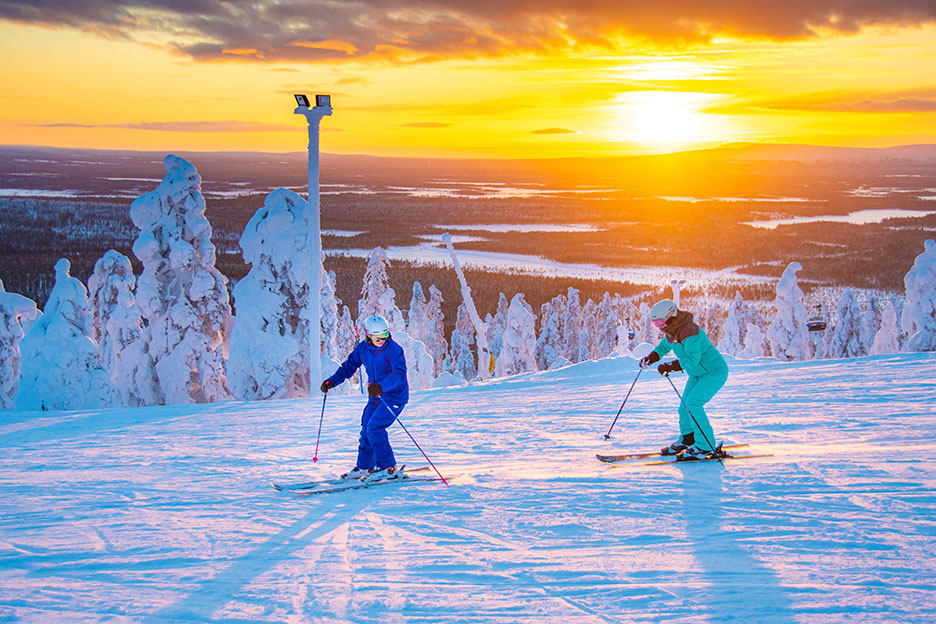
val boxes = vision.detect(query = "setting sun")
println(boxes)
[609,91,725,150]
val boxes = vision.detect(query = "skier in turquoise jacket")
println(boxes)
[639,299,728,458]
[321,315,409,481]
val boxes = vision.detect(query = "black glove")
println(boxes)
[639,352,660,369]
[657,360,682,376]
[320,380,333,393]
[367,382,383,398]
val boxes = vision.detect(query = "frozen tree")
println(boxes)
[423,285,447,377]
[767,262,812,361]
[870,301,901,355]
[535,296,564,370]
[487,292,510,362]
[321,268,340,361]
[16,259,118,411]
[0,280,39,410]
[718,292,746,356]
[737,324,768,359]
[592,293,619,359]
[636,301,656,345]
[87,250,136,375]
[130,154,233,404]
[393,331,435,390]
[358,247,404,332]
[562,288,583,363]
[447,303,476,380]
[228,188,315,400]
[901,239,936,352]
[443,233,490,380]
[827,290,867,359]
[407,282,429,341]
[495,294,537,377]
[579,298,598,361]
[861,293,880,355]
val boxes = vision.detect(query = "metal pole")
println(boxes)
[603,367,642,440]
[295,97,332,396]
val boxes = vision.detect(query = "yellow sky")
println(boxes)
[1,16,935,159]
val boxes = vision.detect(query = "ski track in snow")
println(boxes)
[1,354,935,622]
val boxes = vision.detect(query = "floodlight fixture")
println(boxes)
[316,94,331,107]
[294,94,310,107]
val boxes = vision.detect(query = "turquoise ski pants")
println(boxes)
[677,368,728,452]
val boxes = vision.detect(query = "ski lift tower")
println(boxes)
[294,93,333,394]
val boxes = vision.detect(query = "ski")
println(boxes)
[271,465,432,491]
[291,470,451,497]
[596,443,749,463]
[622,452,774,467]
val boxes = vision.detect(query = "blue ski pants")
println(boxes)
[355,398,403,470]
[677,369,728,452]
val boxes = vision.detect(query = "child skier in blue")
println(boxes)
[320,315,409,481]
[639,299,729,460]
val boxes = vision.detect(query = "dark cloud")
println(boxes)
[2,1,935,63]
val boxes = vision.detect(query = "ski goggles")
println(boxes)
[367,331,390,340]
[652,317,668,328]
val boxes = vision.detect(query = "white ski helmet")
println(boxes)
[650,299,678,323]
[364,314,390,337]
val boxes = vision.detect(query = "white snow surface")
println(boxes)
[1,353,935,622]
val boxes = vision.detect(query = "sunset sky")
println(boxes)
[1,1,935,159]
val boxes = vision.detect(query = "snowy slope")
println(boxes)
[1,353,935,623]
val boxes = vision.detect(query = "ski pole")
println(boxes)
[378,395,449,485]
[603,367,643,440]
[312,392,327,463]
[663,373,721,462]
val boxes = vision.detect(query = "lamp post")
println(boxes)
[294,93,333,395]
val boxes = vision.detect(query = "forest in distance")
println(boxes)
[1,143,935,334]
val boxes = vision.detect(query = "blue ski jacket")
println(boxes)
[327,335,409,405]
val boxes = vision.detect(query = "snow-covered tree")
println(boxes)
[321,267,340,361]
[87,250,136,375]
[535,296,564,370]
[901,239,936,352]
[636,301,656,345]
[130,154,233,405]
[228,188,311,400]
[393,332,434,390]
[16,259,118,411]
[495,294,537,377]
[767,262,811,361]
[737,324,768,360]
[718,293,745,356]
[487,292,510,362]
[407,282,429,341]
[827,290,867,359]
[447,303,476,380]
[562,288,583,363]
[358,247,404,332]
[579,297,598,361]
[0,279,39,410]
[593,292,619,359]
[423,285,447,377]
[870,301,901,355]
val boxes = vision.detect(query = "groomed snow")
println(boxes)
[1,353,935,622]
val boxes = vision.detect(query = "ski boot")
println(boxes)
[661,433,695,456]
[363,464,404,483]
[339,467,369,481]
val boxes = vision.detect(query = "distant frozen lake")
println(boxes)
[745,208,936,229]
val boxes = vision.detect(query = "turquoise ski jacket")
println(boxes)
[652,312,728,377]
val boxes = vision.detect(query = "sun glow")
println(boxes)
[610,91,724,150]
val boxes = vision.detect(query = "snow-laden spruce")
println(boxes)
[0,279,39,410]
[447,303,477,380]
[16,259,118,411]
[901,239,936,352]
[766,262,811,361]
[870,300,901,355]
[494,293,537,377]
[737,323,768,359]
[228,189,315,400]
[130,155,233,404]
[358,247,404,332]
[87,250,137,377]
[535,295,564,370]
[827,289,867,359]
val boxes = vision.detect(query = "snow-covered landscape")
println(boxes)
[1,351,935,622]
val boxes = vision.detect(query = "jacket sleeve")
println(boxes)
[652,337,673,360]
[377,343,408,393]
[328,343,362,387]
